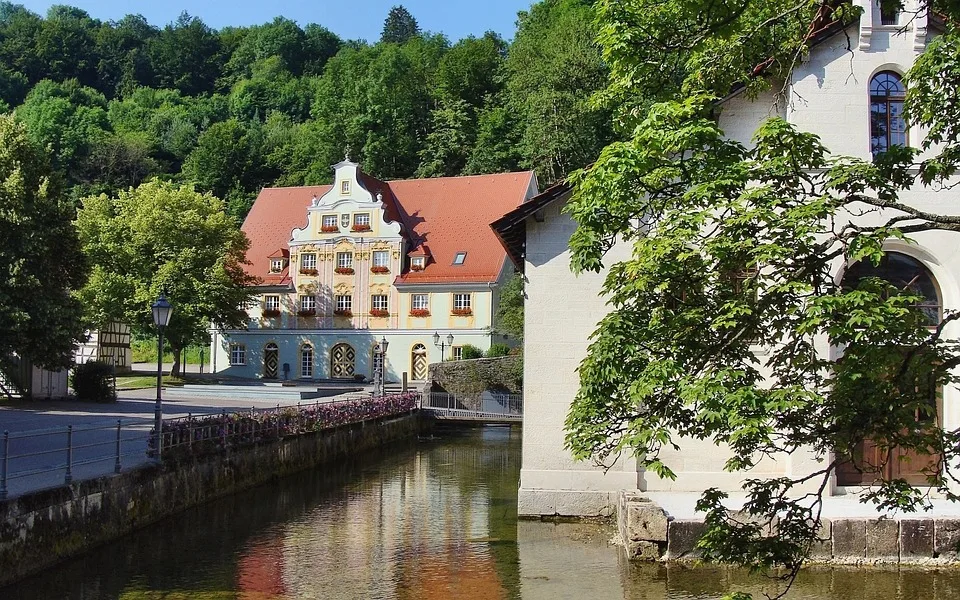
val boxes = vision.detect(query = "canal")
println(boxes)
[3,425,960,599]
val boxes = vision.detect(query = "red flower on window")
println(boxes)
[297,309,316,317]
[369,309,389,318]
[334,309,353,317]
[409,309,430,318]
[334,267,355,275]
[262,309,281,318]
[410,264,424,272]
[351,224,371,232]
[299,268,318,276]
[320,225,339,233]
[451,308,473,316]
[371,266,389,274]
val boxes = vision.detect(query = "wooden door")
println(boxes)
[330,344,355,378]
[264,344,279,379]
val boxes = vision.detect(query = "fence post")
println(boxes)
[114,420,122,474]
[64,425,73,484]
[187,413,193,451]
[1,430,8,500]
[220,409,227,449]
[276,403,281,438]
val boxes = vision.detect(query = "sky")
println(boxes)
[17,0,535,42]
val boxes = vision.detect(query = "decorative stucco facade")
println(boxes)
[212,162,537,383]
[494,1,960,516]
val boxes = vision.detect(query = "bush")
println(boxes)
[485,343,511,358]
[71,361,117,403]
[460,344,484,360]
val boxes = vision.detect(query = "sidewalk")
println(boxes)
[0,385,370,500]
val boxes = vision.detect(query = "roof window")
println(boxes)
[453,252,467,266]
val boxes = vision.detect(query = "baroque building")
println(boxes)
[211,160,537,382]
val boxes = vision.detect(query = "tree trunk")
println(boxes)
[171,347,182,378]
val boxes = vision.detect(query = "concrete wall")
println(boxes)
[518,200,641,517]
[0,412,425,588]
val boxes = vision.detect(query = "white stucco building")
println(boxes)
[493,1,958,516]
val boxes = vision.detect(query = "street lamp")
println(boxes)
[151,293,173,460]
[433,331,454,360]
[373,336,390,397]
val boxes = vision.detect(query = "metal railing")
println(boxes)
[0,418,154,501]
[0,392,421,500]
[421,391,523,421]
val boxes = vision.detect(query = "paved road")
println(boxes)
[0,384,372,500]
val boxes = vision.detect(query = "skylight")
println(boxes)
[453,252,467,265]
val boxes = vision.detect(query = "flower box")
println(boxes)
[262,309,281,318]
[299,268,318,276]
[297,309,316,317]
[371,266,389,274]
[410,264,424,272]
[369,309,389,318]
[451,308,473,316]
[351,224,371,232]
[334,309,353,317]
[334,267,355,275]
[320,225,339,233]
[409,309,430,318]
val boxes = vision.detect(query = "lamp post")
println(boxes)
[379,336,389,396]
[151,293,173,460]
[433,331,454,360]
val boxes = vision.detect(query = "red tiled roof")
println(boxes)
[241,172,536,286]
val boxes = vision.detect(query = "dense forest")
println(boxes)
[0,0,611,221]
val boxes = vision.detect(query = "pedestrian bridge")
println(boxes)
[420,392,522,424]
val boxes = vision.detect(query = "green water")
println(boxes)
[3,425,959,599]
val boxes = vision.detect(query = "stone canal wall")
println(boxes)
[0,411,426,587]
[618,491,960,565]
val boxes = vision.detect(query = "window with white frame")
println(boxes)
[452,346,463,361]
[229,343,246,365]
[354,213,370,226]
[300,253,317,270]
[337,252,353,269]
[412,294,429,310]
[322,214,338,229]
[340,180,350,194]
[411,256,425,269]
[373,250,389,268]
[301,344,314,378]
[453,293,471,311]
[371,295,388,311]
[299,295,316,312]
[270,259,284,273]
[336,295,352,312]
[264,295,280,311]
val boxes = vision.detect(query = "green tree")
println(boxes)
[506,0,611,184]
[464,104,521,174]
[564,0,960,594]
[148,12,222,96]
[0,114,87,391]
[93,14,157,97]
[380,5,419,44]
[35,6,100,88]
[416,98,473,177]
[76,179,257,376]
[495,272,524,341]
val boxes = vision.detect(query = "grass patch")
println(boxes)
[130,340,206,364]
[115,374,188,390]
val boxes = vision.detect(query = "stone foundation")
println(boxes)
[617,490,960,565]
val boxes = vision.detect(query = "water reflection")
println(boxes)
[3,425,960,599]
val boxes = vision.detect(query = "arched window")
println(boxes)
[870,71,907,157]
[843,252,941,325]
[300,344,314,378]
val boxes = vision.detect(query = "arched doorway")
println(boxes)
[330,343,355,379]
[263,343,279,379]
[836,252,943,485]
[300,344,314,379]
[411,344,428,380]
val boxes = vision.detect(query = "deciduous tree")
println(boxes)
[76,179,257,376]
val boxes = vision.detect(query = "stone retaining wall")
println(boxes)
[0,412,426,587]
[425,356,522,410]
[619,491,960,565]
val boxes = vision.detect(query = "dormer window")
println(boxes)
[340,180,350,194]
[269,258,285,273]
[453,252,467,266]
[411,257,425,270]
